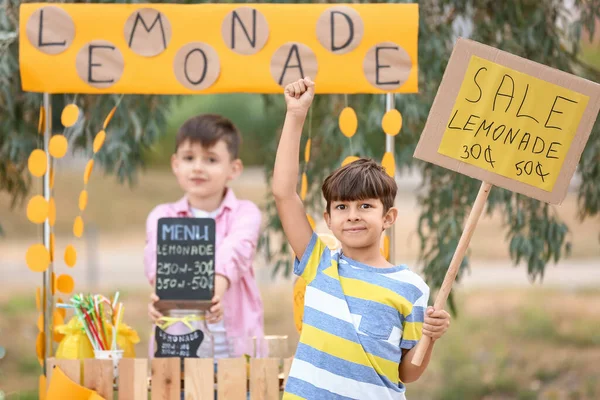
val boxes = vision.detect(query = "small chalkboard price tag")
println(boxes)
[155,217,216,310]
[154,326,204,358]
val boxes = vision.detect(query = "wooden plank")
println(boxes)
[250,358,279,400]
[217,358,246,400]
[151,358,181,400]
[282,358,293,389]
[83,358,114,399]
[118,358,148,400]
[184,358,214,400]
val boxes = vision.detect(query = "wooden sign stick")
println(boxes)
[411,181,492,366]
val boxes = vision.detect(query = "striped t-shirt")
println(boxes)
[284,233,430,400]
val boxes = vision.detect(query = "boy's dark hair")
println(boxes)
[175,114,241,159]
[322,158,397,214]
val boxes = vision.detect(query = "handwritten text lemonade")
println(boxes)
[438,56,589,191]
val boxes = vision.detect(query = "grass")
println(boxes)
[0,296,36,317]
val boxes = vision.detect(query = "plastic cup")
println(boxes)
[94,349,124,377]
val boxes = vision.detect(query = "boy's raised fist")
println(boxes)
[284,77,315,115]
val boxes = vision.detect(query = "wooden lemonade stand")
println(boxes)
[20,3,420,398]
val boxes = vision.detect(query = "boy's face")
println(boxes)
[171,139,242,202]
[324,198,397,250]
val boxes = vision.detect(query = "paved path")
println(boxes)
[2,237,598,290]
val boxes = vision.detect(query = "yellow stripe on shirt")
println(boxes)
[401,322,424,341]
[330,273,414,317]
[282,393,306,400]
[302,237,328,284]
[300,324,399,382]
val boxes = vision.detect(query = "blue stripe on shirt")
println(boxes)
[303,308,402,363]
[285,377,358,400]
[294,343,404,392]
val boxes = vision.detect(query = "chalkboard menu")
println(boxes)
[155,217,215,310]
[154,326,203,358]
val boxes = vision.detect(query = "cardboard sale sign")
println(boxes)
[414,38,600,204]
[410,38,600,367]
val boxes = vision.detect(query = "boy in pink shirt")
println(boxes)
[145,114,264,358]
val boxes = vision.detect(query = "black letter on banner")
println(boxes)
[330,11,354,52]
[184,48,208,85]
[38,9,66,48]
[493,74,515,112]
[466,67,487,103]
[231,9,257,49]
[88,45,116,84]
[279,45,305,85]
[128,12,168,50]
[375,46,400,86]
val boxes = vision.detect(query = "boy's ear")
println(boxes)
[323,211,331,229]
[383,207,398,230]
[228,158,243,180]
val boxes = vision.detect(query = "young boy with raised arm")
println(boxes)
[272,78,451,400]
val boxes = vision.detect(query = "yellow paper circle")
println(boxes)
[37,314,44,332]
[48,197,56,227]
[78,190,88,211]
[103,106,117,129]
[50,165,55,189]
[56,298,66,319]
[73,216,84,238]
[304,138,311,163]
[61,104,80,128]
[381,152,395,178]
[339,107,358,138]
[381,235,390,260]
[93,130,106,153]
[49,135,68,158]
[84,159,94,184]
[293,277,307,333]
[28,149,47,177]
[56,274,75,294]
[49,233,55,262]
[36,287,41,312]
[38,106,45,134]
[26,244,49,272]
[52,310,65,342]
[300,173,308,200]
[64,244,77,267]
[27,195,49,224]
[36,332,45,363]
[342,156,360,167]
[307,214,316,230]
[382,109,403,136]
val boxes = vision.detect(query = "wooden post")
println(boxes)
[249,358,279,400]
[83,359,113,399]
[411,181,493,366]
[151,358,181,400]
[118,358,148,400]
[184,358,214,400]
[217,358,246,400]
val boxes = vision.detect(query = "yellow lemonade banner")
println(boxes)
[19,3,418,94]
[438,56,589,192]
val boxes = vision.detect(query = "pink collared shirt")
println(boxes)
[144,189,264,342]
